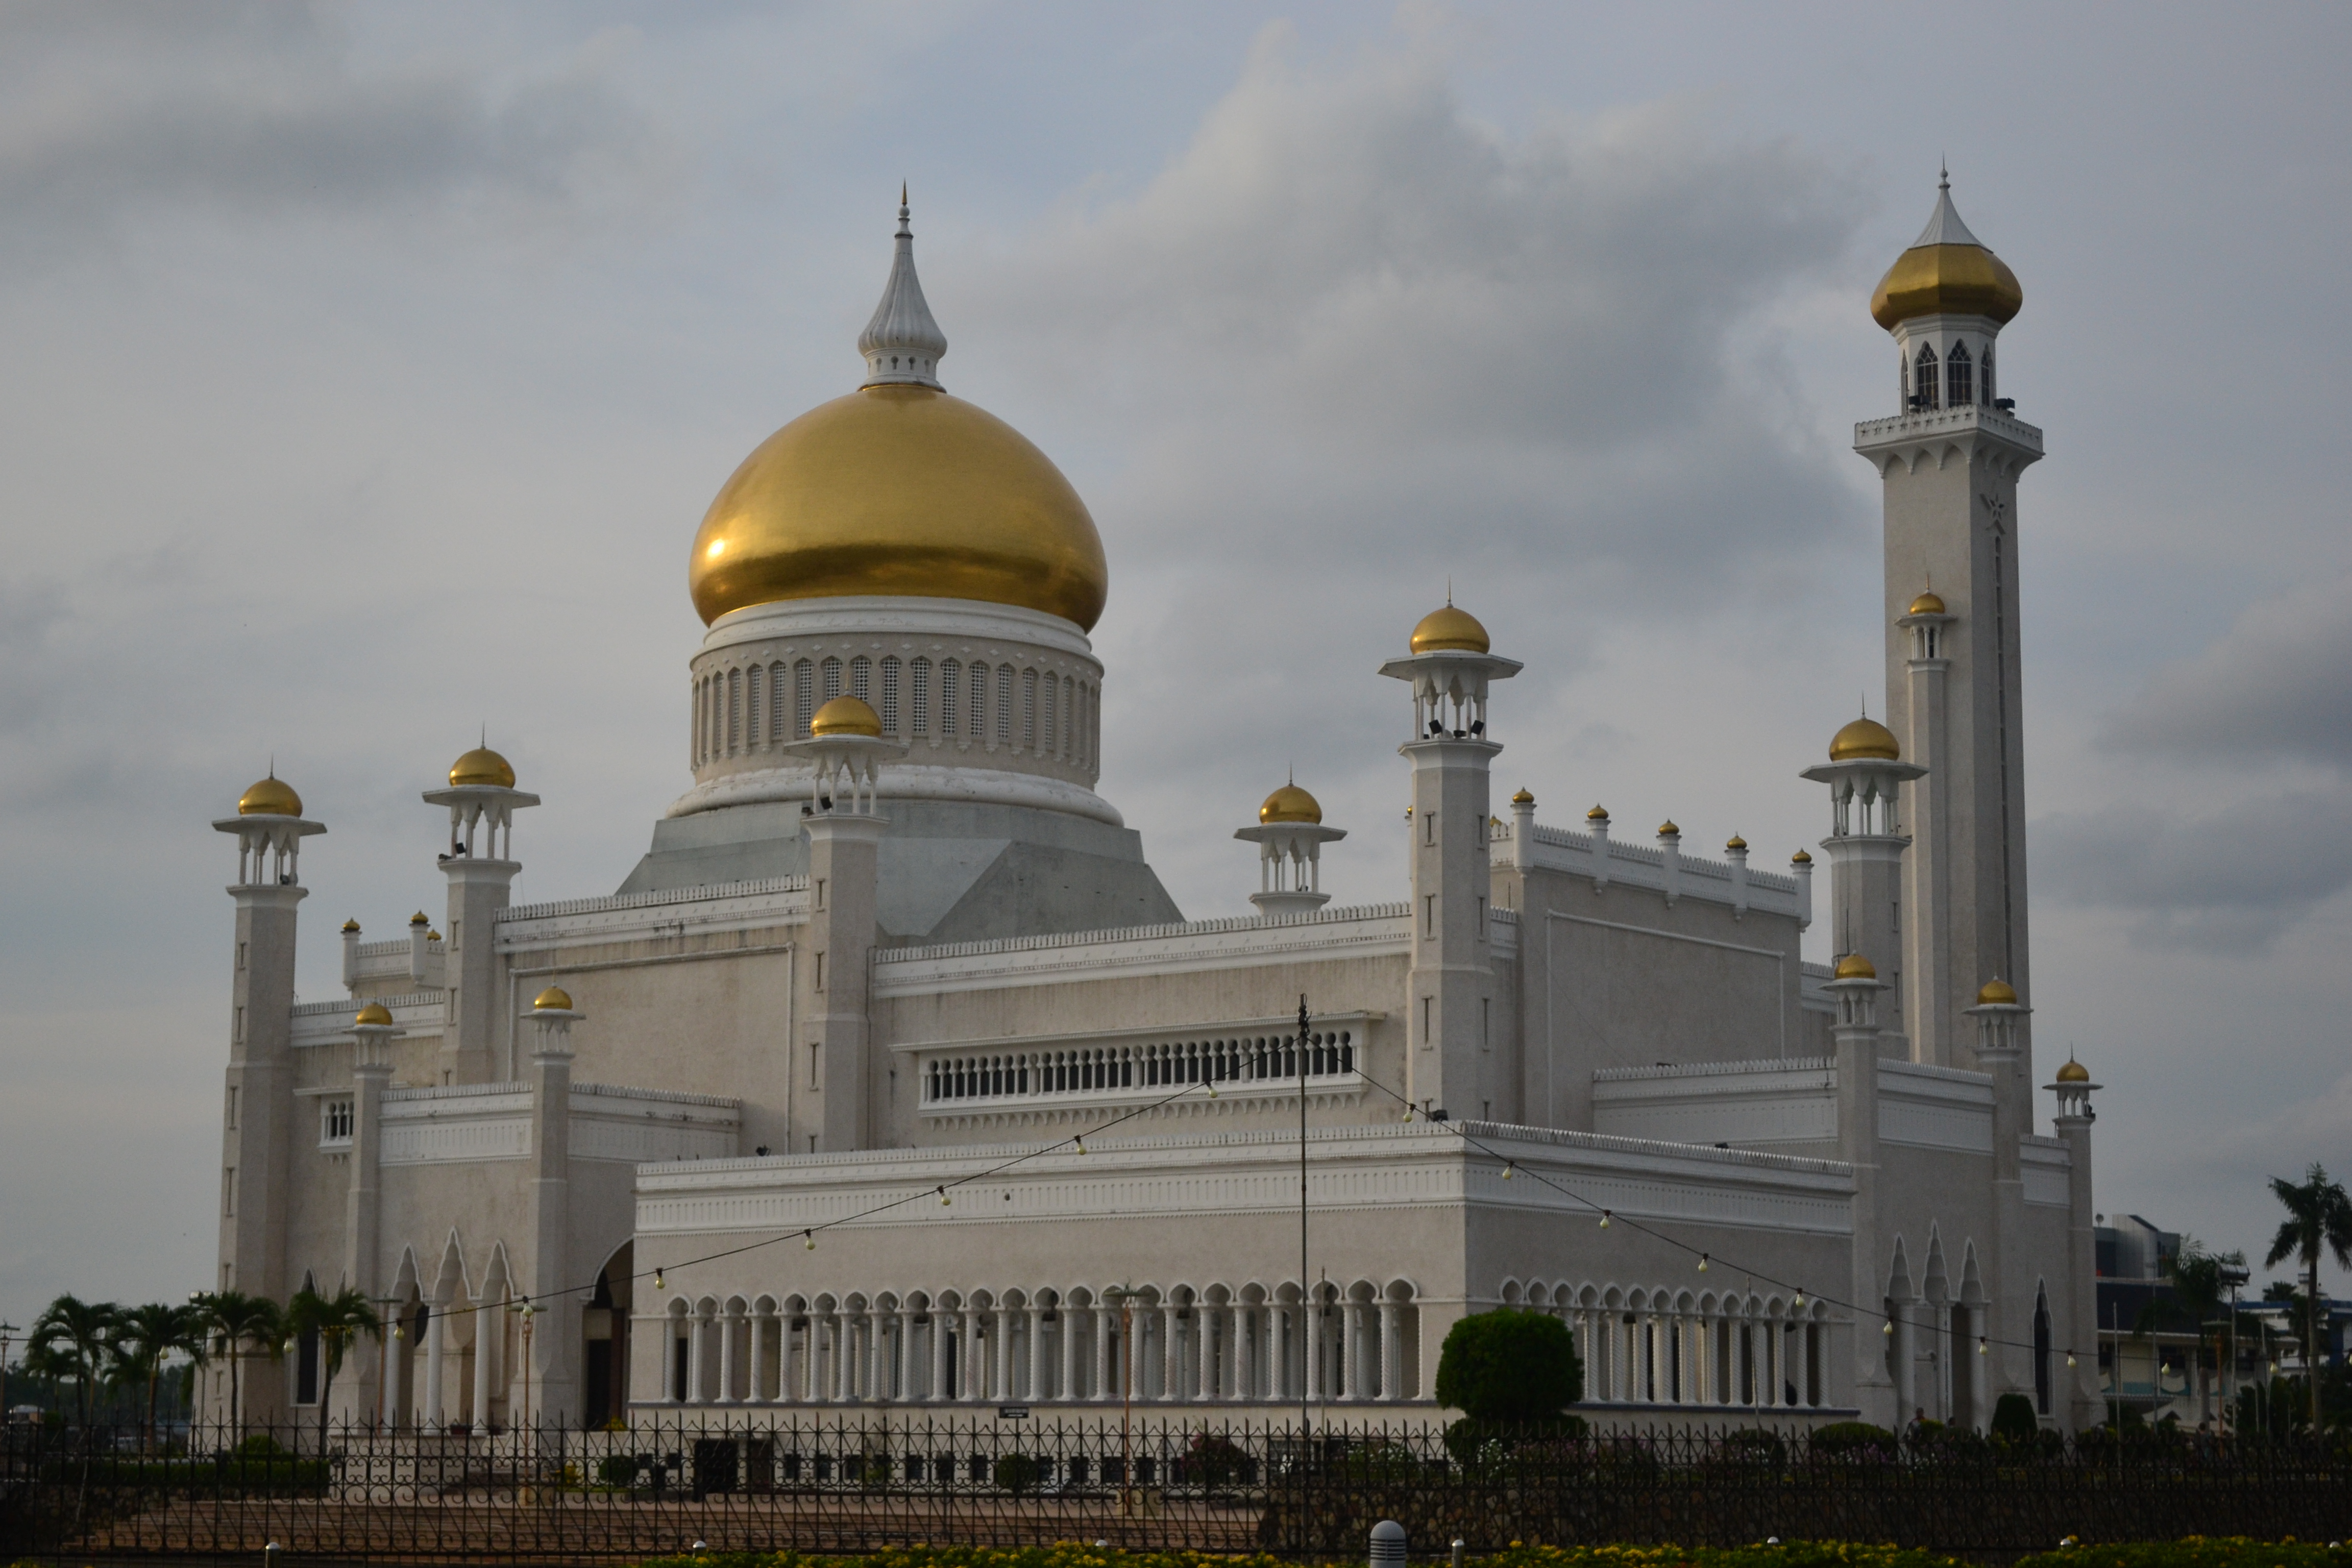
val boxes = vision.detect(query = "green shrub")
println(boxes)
[597,1454,640,1488]
[1809,1421,1898,1462]
[1434,1308,1583,1423]
[1991,1391,2039,1443]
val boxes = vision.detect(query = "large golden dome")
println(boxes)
[690,386,1108,629]
[689,201,1108,630]
[1259,783,1322,824]
[1871,174,2023,329]
[448,746,516,788]
[1410,603,1490,654]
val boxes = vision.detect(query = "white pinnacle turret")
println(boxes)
[857,187,948,389]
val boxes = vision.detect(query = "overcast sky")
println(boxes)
[5,2,2350,1331]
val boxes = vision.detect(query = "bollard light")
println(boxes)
[1370,1518,1408,1568]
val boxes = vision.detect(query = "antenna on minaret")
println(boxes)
[1939,157,1949,191]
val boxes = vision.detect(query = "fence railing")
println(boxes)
[4,1415,2348,1563]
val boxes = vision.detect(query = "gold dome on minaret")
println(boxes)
[236,772,302,817]
[1829,716,1901,762]
[1870,170,2023,330]
[448,746,516,789]
[1259,783,1322,824]
[688,199,1108,631]
[1410,602,1490,654]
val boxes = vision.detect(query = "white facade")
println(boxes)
[205,182,2101,1438]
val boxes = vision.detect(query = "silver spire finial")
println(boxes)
[859,189,946,389]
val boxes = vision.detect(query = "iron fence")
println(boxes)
[4,1415,2348,1563]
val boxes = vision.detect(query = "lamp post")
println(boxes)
[515,1299,536,1494]
[0,1319,19,1430]
[2219,1260,2249,1436]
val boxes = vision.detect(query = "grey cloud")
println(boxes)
[2036,790,2352,952]
[0,2,661,254]
[959,33,1867,589]
[2109,570,2352,770]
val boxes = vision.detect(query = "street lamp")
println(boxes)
[2219,1259,2249,1435]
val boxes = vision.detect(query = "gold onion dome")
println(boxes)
[1511,788,1535,805]
[341,918,360,933]
[532,985,574,1011]
[410,911,429,925]
[1410,603,1490,654]
[237,773,302,817]
[1907,589,1947,616]
[1586,804,1609,821]
[1871,170,2023,330]
[448,746,516,789]
[1259,783,1322,824]
[1830,716,1902,762]
[1833,952,1878,981]
[1792,849,1812,864]
[2056,1058,2090,1084]
[688,198,1108,631]
[1658,820,1679,836]
[1977,977,2019,1006]
[1725,834,1747,851]
[354,1002,394,1026]
[810,695,884,737]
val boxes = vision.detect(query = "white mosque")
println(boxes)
[206,178,2102,1438]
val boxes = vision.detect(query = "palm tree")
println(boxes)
[29,1295,119,1428]
[283,1286,381,1453]
[110,1304,206,1451]
[191,1290,283,1439]
[2264,1162,2352,1430]
[2165,1237,2244,1424]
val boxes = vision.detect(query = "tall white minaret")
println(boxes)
[211,768,325,1417]
[423,743,538,1084]
[1854,169,2042,1072]
[1380,601,1520,1120]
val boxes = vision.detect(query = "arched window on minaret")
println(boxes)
[794,660,816,738]
[726,668,741,754]
[1911,342,1940,410]
[879,656,902,736]
[1982,344,1996,405]
[849,655,872,701]
[1946,341,1973,408]
[939,658,961,736]
[909,657,930,738]
[821,656,843,703]
[769,662,787,744]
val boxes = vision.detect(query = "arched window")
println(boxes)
[1912,342,1939,409]
[1021,668,1038,750]
[1981,344,1996,405]
[691,677,704,765]
[909,657,931,737]
[726,669,741,754]
[1039,669,1055,755]
[794,660,816,738]
[1946,340,1973,408]
[2033,1287,2053,1414]
[769,662,788,743]
[1063,677,1076,760]
[745,664,763,747]
[939,658,960,736]
[995,666,1013,744]
[879,657,901,734]
[821,656,842,703]
[295,1270,321,1404]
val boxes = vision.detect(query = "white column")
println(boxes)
[1236,1306,1256,1401]
[1305,1303,1323,1402]
[929,1309,949,1402]
[470,1307,497,1434]
[898,1308,916,1401]
[423,1305,446,1427]
[748,1307,770,1403]
[1092,1306,1114,1401]
[993,1306,1013,1401]
[717,1307,739,1404]
[1197,1306,1217,1402]
[868,1309,887,1401]
[1378,1301,1401,1402]
[687,1309,707,1405]
[962,1308,982,1400]
[1060,1303,1080,1402]
[1270,1306,1289,1400]
[1161,1304,1182,1402]
[1026,1304,1046,1400]
[832,1311,852,1402]
[802,1317,821,1402]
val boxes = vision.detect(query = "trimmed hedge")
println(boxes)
[2015,1542,2352,1568]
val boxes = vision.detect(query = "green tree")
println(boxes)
[1990,1390,2040,1443]
[1434,1308,1583,1423]
[191,1290,284,1437]
[2262,1162,2352,1431]
[283,1286,380,1452]
[2162,1237,2244,1423]
[110,1303,205,1451]
[28,1295,118,1428]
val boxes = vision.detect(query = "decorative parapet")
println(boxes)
[1491,821,1802,917]
[874,901,1412,996]
[497,875,811,953]
[373,1079,741,1166]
